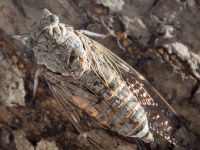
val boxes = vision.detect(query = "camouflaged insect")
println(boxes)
[19,9,188,147]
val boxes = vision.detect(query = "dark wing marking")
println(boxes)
[79,33,190,146]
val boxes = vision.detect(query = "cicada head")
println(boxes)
[32,9,60,30]
[14,9,90,79]
[12,9,61,57]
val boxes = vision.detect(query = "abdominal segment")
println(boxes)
[79,70,150,139]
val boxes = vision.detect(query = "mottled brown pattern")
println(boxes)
[9,6,192,149]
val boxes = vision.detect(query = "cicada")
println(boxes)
[16,9,189,148]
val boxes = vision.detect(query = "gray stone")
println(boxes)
[156,25,175,38]
[120,16,150,45]
[0,124,16,150]
[163,42,190,60]
[14,130,34,150]
[96,0,124,11]
[0,50,25,107]
[36,140,59,150]
[135,51,196,105]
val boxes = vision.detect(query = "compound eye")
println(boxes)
[69,55,75,63]
[69,51,79,63]
[49,15,59,23]
[49,15,55,22]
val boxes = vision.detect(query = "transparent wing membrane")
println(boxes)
[80,33,190,147]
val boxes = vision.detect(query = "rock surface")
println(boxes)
[14,130,34,150]
[36,139,59,150]
[0,48,26,107]
[0,0,200,150]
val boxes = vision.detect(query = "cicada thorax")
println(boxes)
[77,58,153,142]
[31,23,90,79]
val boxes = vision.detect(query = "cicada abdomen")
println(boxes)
[77,34,190,147]
[77,57,153,142]
[19,9,190,149]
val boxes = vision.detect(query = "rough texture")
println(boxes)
[0,48,26,107]
[0,0,200,150]
[36,139,59,150]
[14,130,34,150]
[96,0,124,11]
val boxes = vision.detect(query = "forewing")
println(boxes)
[80,33,189,146]
[44,72,82,133]
[43,70,97,133]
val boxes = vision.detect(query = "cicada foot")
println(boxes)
[32,67,45,97]
[25,67,45,106]
[77,132,102,149]
[78,132,88,146]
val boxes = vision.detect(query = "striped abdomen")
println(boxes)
[79,68,153,142]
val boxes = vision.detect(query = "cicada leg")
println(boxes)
[78,29,126,52]
[33,67,45,98]
[77,30,106,39]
